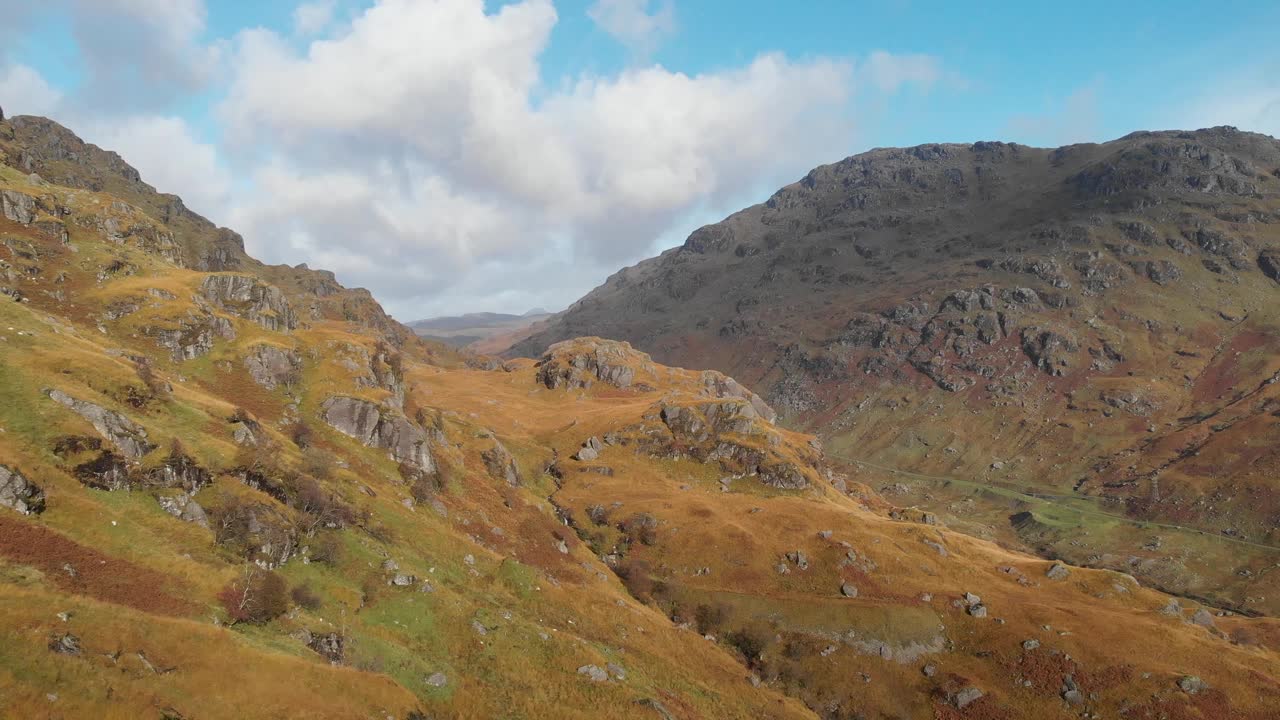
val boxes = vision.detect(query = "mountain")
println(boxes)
[2,114,1279,718]
[512,127,1280,616]
[408,309,554,349]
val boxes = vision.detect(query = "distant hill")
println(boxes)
[408,309,553,348]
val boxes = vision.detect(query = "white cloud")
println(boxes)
[1004,83,1101,146]
[0,64,64,117]
[216,0,931,316]
[293,0,337,36]
[66,0,221,113]
[78,115,232,219]
[1182,84,1280,138]
[859,51,942,92]
[587,0,675,54]
[4,0,948,319]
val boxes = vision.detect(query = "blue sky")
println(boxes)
[2,0,1278,318]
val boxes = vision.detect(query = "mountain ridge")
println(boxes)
[512,125,1280,615]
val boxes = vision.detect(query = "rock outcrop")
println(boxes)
[244,344,302,390]
[144,451,212,492]
[642,398,818,489]
[157,491,209,528]
[1260,248,1280,282]
[320,396,435,471]
[1,189,37,224]
[0,465,45,514]
[700,371,777,423]
[200,274,298,332]
[146,311,236,361]
[46,389,155,458]
[536,338,653,391]
[481,440,520,486]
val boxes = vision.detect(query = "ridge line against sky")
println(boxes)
[0,0,1278,319]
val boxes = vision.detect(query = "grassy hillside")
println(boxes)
[0,116,1278,718]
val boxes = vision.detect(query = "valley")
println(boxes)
[2,114,1279,718]
[513,128,1280,617]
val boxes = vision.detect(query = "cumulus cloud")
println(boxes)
[78,115,233,218]
[66,0,222,113]
[587,0,675,53]
[1004,83,1101,146]
[293,0,337,36]
[859,51,942,92]
[0,64,63,117]
[5,0,947,319]
[217,0,942,317]
[1182,83,1280,138]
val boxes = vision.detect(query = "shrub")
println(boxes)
[293,476,354,532]
[218,568,290,624]
[408,469,443,503]
[726,622,774,667]
[618,512,658,546]
[291,583,322,611]
[309,532,343,564]
[586,504,611,525]
[615,559,655,600]
[694,602,729,634]
[302,447,335,481]
[288,421,313,449]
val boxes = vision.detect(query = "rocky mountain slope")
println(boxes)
[512,127,1280,617]
[2,115,1279,719]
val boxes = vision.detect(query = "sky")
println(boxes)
[1,0,1278,320]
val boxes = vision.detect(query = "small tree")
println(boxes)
[218,566,290,624]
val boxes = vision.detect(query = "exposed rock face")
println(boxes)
[73,449,132,491]
[1260,248,1280,282]
[244,344,302,391]
[320,396,435,471]
[700,371,777,423]
[145,452,212,492]
[48,633,82,655]
[157,491,209,528]
[306,632,345,663]
[646,399,817,489]
[231,416,264,446]
[0,465,45,514]
[1,189,37,224]
[536,338,651,391]
[46,389,155,458]
[1020,327,1078,376]
[200,274,298,332]
[147,311,236,361]
[481,440,520,486]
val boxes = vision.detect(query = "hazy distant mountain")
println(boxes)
[407,309,554,347]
